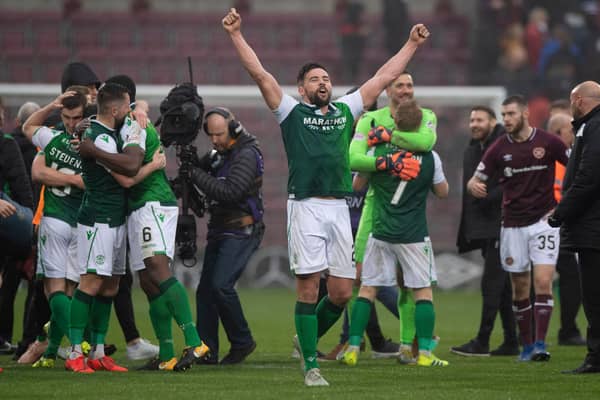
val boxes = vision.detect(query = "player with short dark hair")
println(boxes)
[468,95,569,362]
[78,76,209,372]
[64,82,143,373]
[21,91,87,368]
[222,7,429,386]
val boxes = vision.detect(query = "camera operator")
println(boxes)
[181,107,264,365]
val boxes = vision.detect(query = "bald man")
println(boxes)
[549,81,600,373]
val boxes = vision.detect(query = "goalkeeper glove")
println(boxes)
[375,151,420,180]
[367,125,392,147]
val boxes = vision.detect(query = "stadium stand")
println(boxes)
[0,11,470,86]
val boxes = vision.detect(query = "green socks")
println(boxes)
[399,289,416,345]
[159,277,201,347]
[69,289,93,346]
[45,291,71,358]
[348,297,372,347]
[295,301,318,371]
[149,295,175,361]
[316,295,344,339]
[415,300,435,352]
[89,295,113,347]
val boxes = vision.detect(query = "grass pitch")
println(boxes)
[1,288,598,400]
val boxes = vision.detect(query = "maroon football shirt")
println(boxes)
[475,128,568,227]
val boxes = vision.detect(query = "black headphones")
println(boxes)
[203,107,244,139]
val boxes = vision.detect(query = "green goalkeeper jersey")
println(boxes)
[370,144,435,244]
[349,105,437,172]
[32,127,83,227]
[78,119,127,227]
[125,121,177,213]
[275,92,364,199]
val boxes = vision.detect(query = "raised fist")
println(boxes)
[222,8,242,34]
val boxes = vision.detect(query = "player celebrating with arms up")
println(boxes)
[222,7,429,386]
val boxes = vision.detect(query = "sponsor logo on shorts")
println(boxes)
[86,230,94,240]
[96,255,105,265]
[158,213,165,223]
[533,147,545,159]
[505,257,514,266]
[40,234,47,246]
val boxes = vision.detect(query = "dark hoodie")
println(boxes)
[60,62,101,93]
[190,132,264,238]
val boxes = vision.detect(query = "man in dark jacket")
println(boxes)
[185,107,264,365]
[452,105,518,357]
[0,119,34,355]
[550,81,600,373]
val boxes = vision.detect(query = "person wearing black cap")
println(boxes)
[61,62,101,104]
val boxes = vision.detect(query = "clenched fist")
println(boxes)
[222,8,242,34]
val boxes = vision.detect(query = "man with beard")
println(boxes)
[222,7,429,386]
[452,106,518,357]
[342,99,448,368]
[345,72,437,365]
[65,83,143,373]
[549,81,600,373]
[80,75,209,372]
[468,95,569,362]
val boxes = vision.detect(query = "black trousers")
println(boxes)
[0,256,21,343]
[114,267,140,343]
[556,251,582,339]
[18,279,50,353]
[476,239,517,346]
[576,249,600,364]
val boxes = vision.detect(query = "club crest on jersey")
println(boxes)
[533,147,545,159]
